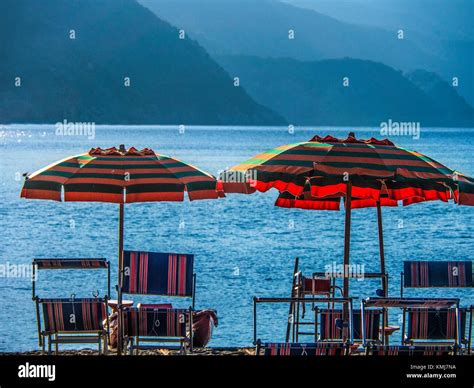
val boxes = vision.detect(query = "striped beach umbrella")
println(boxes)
[21,145,222,353]
[21,145,220,202]
[220,133,474,299]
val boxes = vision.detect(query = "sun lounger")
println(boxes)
[254,296,354,351]
[256,341,347,356]
[37,297,109,354]
[32,258,111,353]
[121,307,192,355]
[287,258,388,344]
[400,260,473,353]
[318,308,383,344]
[362,297,463,355]
[290,271,334,342]
[119,250,195,353]
[404,307,472,352]
[369,345,453,355]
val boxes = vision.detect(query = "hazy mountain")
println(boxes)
[140,0,435,67]
[285,0,473,42]
[285,0,474,106]
[140,0,474,106]
[407,69,474,125]
[0,0,284,125]
[216,55,474,127]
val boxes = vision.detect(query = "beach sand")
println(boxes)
[1,348,256,356]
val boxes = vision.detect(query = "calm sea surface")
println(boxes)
[0,125,473,351]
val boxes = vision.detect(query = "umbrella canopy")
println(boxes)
[220,133,474,301]
[21,145,222,354]
[222,133,474,207]
[21,145,220,202]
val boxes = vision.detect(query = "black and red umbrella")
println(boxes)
[220,133,474,298]
[21,145,222,353]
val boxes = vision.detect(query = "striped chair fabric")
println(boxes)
[319,309,381,341]
[122,251,194,297]
[40,298,107,333]
[406,308,467,341]
[261,342,346,356]
[371,345,453,356]
[364,298,459,309]
[301,276,331,295]
[34,258,108,269]
[403,261,472,288]
[122,307,188,338]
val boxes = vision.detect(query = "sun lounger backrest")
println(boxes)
[403,261,473,288]
[364,297,459,309]
[122,307,188,338]
[406,308,467,341]
[32,258,111,299]
[39,298,107,333]
[122,251,194,297]
[33,258,109,269]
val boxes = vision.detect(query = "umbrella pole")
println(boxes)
[343,183,352,298]
[343,183,352,340]
[376,200,390,344]
[376,201,386,296]
[117,203,124,355]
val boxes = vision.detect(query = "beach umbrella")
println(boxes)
[220,133,474,300]
[21,145,222,353]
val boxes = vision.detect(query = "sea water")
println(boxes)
[0,125,472,351]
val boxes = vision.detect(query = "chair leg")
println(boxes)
[468,307,473,355]
[47,335,52,355]
[127,338,134,355]
[102,332,108,355]
[54,334,58,354]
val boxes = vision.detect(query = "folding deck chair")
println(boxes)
[288,258,342,342]
[404,307,472,352]
[288,257,388,346]
[37,297,109,354]
[318,308,383,353]
[32,258,110,354]
[119,250,195,354]
[289,270,334,342]
[256,341,347,356]
[370,345,453,356]
[254,296,354,356]
[121,307,191,355]
[400,260,473,353]
[362,297,461,355]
